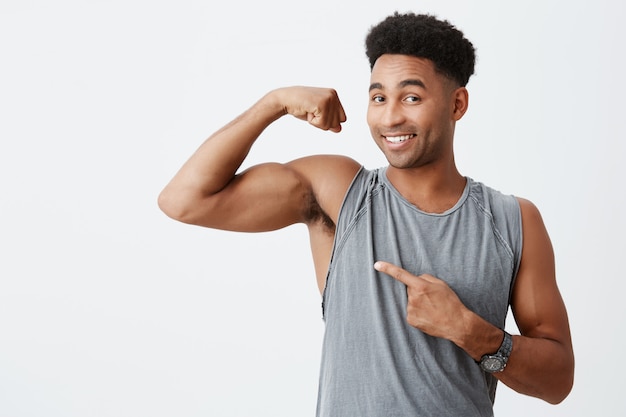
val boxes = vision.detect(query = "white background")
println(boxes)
[1,0,624,416]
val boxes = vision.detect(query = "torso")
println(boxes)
[290,154,361,293]
[308,221,336,293]
[303,158,466,294]
[315,168,523,416]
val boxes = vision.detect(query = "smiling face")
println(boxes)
[367,54,467,171]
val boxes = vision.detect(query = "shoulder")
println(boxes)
[287,154,362,194]
[515,197,552,255]
[468,179,518,207]
[515,197,543,224]
[287,154,361,178]
[466,180,524,270]
[511,196,555,300]
[467,179,521,229]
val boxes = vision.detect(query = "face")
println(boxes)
[367,54,466,171]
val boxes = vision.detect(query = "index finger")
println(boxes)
[307,108,345,133]
[374,261,414,286]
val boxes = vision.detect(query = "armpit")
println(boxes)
[304,191,336,234]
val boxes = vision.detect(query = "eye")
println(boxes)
[405,95,421,103]
[371,95,385,103]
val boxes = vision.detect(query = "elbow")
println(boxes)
[543,356,575,405]
[546,388,572,405]
[547,368,575,405]
[157,188,197,224]
[545,386,572,405]
[157,189,180,220]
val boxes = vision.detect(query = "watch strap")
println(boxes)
[498,331,513,362]
[479,330,513,373]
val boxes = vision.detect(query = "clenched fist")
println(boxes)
[273,86,347,132]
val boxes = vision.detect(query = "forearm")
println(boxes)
[457,311,574,404]
[497,334,574,404]
[158,91,285,219]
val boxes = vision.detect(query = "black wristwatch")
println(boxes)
[479,331,513,373]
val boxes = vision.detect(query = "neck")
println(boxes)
[385,160,465,214]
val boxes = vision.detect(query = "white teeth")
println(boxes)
[385,134,412,143]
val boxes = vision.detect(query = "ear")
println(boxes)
[452,87,469,121]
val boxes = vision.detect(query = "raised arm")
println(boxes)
[158,86,358,232]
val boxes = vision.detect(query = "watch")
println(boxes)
[479,331,513,373]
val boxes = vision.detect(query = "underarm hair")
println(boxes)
[303,190,336,233]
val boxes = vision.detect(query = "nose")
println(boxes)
[380,100,406,128]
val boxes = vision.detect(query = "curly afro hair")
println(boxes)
[365,12,476,87]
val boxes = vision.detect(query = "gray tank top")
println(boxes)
[316,167,522,417]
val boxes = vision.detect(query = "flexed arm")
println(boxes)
[158,86,351,232]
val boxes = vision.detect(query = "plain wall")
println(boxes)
[1,0,624,415]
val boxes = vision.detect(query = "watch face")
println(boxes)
[481,357,504,373]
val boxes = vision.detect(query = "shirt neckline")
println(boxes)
[378,167,471,217]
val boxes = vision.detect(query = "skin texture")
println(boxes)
[159,54,574,404]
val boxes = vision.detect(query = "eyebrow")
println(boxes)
[369,79,427,92]
[369,82,383,92]
[400,79,426,89]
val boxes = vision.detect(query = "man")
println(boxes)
[159,12,574,416]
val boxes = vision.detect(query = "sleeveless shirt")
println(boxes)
[316,167,523,417]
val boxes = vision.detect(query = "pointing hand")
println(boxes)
[374,261,468,341]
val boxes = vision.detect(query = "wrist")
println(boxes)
[256,89,291,122]
[479,330,513,373]
[457,310,505,361]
